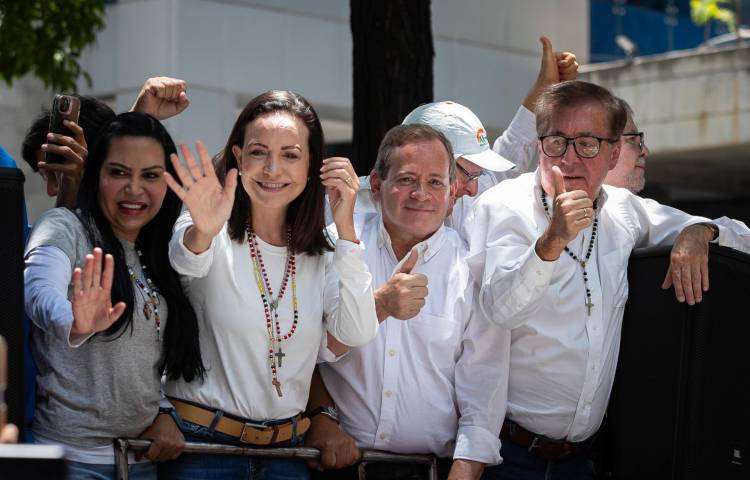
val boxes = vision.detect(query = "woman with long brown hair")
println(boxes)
[160,90,378,479]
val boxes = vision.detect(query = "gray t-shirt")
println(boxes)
[24,208,167,448]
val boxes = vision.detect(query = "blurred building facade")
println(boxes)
[0,0,588,222]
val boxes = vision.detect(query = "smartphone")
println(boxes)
[46,94,81,164]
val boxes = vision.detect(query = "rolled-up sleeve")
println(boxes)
[453,290,510,464]
[322,239,378,347]
[168,211,217,278]
[492,106,538,180]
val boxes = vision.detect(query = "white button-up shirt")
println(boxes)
[463,171,750,442]
[320,212,509,464]
[166,212,378,421]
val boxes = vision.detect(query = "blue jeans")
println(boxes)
[159,415,309,480]
[67,460,156,480]
[482,440,595,480]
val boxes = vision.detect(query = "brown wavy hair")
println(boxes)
[215,90,332,255]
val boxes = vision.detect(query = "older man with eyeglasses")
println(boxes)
[464,80,750,480]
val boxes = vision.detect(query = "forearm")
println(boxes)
[534,231,566,261]
[448,459,485,480]
[324,240,378,347]
[373,287,390,323]
[54,179,80,209]
[183,225,214,254]
[307,367,336,410]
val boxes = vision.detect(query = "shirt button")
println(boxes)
[379,432,387,440]
[384,390,393,398]
[388,349,396,357]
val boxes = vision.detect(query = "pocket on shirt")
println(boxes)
[405,312,461,369]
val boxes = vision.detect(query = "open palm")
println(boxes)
[164,142,238,240]
[71,248,126,335]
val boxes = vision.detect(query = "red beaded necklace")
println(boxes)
[246,224,298,398]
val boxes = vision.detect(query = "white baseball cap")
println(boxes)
[402,101,516,172]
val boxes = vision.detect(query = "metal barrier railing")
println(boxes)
[114,438,438,480]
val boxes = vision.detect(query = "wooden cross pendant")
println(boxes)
[272,379,283,397]
[275,347,286,368]
[586,297,594,316]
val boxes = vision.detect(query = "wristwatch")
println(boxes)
[308,406,340,424]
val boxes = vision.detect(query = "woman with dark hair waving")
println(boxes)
[24,112,203,479]
[160,90,378,479]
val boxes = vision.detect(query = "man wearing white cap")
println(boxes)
[327,37,578,238]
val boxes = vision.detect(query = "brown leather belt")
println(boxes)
[170,397,310,446]
[501,419,593,461]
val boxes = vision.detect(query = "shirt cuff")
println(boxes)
[332,238,368,280]
[454,425,503,465]
[169,226,216,277]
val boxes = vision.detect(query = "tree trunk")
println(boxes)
[350,0,434,175]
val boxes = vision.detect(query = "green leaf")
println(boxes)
[0,0,106,91]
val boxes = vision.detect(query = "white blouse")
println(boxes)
[165,211,378,421]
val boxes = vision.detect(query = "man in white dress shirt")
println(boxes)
[311,124,509,480]
[324,37,579,238]
[465,80,750,480]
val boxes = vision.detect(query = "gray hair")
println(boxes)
[535,80,627,138]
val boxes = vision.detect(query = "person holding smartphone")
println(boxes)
[24,113,203,479]
[20,76,190,209]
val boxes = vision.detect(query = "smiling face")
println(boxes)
[231,112,310,217]
[371,138,454,252]
[539,102,621,200]
[97,136,168,242]
[604,114,649,193]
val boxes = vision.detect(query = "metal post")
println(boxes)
[428,456,438,480]
[113,438,130,480]
[114,439,439,479]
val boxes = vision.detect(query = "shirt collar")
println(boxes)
[377,215,446,266]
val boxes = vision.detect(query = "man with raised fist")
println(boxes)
[464,80,750,479]
[308,124,510,480]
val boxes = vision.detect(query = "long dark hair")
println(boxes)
[76,112,205,382]
[216,90,332,255]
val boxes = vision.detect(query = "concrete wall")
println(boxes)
[579,44,750,194]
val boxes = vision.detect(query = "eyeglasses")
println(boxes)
[456,162,484,182]
[539,135,619,159]
[622,132,645,150]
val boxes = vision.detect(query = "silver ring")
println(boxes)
[345,176,353,187]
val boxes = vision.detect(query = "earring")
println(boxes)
[238,171,243,176]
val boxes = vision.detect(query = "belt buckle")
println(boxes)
[239,421,272,445]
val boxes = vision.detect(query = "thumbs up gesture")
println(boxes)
[374,247,429,321]
[523,36,579,110]
[536,166,594,261]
